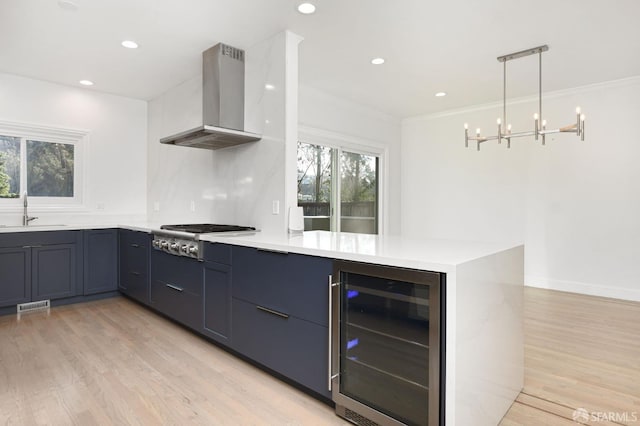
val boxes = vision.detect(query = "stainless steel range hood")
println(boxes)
[160,43,261,150]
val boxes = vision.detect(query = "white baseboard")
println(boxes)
[525,276,640,302]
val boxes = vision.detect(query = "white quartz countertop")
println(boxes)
[0,223,521,272]
[200,231,522,272]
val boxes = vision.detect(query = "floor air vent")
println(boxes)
[345,408,379,426]
[17,300,50,314]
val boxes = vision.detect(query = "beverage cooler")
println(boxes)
[329,261,444,426]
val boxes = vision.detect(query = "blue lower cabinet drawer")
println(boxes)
[231,246,333,326]
[231,298,330,399]
[151,279,202,331]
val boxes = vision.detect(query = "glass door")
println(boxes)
[297,142,333,231]
[340,150,378,234]
[336,263,441,426]
[297,142,380,234]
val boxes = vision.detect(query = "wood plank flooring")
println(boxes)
[501,288,640,426]
[0,298,348,425]
[0,287,638,425]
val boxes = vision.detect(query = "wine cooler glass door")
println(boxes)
[333,262,440,426]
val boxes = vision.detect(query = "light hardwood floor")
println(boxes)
[501,288,640,426]
[0,288,638,425]
[0,298,348,425]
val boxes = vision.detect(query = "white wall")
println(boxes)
[0,72,147,225]
[147,31,301,234]
[401,77,640,301]
[299,85,402,235]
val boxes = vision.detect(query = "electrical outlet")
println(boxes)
[190,200,196,212]
[153,201,160,212]
[272,200,280,215]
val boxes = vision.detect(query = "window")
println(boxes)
[297,141,380,234]
[0,120,85,208]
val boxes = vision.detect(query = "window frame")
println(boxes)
[298,125,388,235]
[0,120,87,212]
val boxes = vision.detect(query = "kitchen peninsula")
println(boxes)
[199,230,524,426]
[0,225,523,425]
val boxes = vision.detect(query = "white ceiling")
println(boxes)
[1,0,639,118]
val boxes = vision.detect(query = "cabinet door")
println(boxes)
[118,230,150,304]
[83,229,118,295]
[203,261,232,345]
[0,247,31,308]
[32,244,76,300]
[232,298,330,399]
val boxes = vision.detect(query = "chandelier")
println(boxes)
[464,45,585,151]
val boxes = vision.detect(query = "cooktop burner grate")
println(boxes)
[160,224,256,234]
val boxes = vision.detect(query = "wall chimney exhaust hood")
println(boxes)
[160,43,261,150]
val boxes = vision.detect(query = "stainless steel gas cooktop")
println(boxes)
[152,224,256,259]
[160,224,256,234]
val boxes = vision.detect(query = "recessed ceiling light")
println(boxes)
[58,0,78,11]
[297,2,316,14]
[435,92,447,97]
[371,58,385,65]
[265,84,275,91]
[79,80,94,86]
[121,40,139,49]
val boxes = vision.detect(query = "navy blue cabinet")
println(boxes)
[150,249,202,330]
[0,247,31,308]
[84,229,118,295]
[232,246,333,326]
[203,243,232,345]
[231,246,333,398]
[118,229,150,304]
[0,231,82,307]
[32,243,77,300]
[232,298,330,398]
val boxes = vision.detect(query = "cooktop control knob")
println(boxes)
[152,240,160,249]
[188,245,198,255]
[169,242,179,251]
[160,240,169,249]
[180,245,189,253]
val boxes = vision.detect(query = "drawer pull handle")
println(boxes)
[129,272,141,276]
[256,305,289,319]
[166,283,184,292]
[257,248,289,255]
[130,243,140,248]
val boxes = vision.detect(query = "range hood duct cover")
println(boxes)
[160,43,261,150]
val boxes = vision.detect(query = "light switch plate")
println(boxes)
[272,200,280,215]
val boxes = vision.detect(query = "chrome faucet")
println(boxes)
[22,192,38,226]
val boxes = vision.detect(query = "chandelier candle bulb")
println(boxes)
[576,108,582,135]
[534,113,539,140]
[580,114,585,141]
[464,124,469,147]
[497,119,502,144]
[542,120,547,145]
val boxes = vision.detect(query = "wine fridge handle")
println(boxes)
[328,275,340,391]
